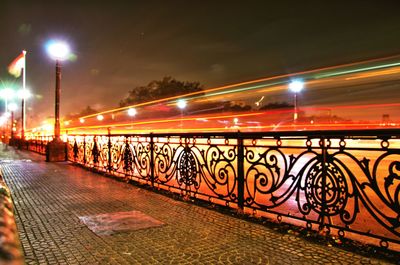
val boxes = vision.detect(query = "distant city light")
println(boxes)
[177,99,187,109]
[46,40,71,61]
[8,102,18,111]
[127,108,137,117]
[97,115,104,121]
[0,88,15,99]
[288,79,304,93]
[18,89,32,99]
[79,118,85,123]
[233,118,239,124]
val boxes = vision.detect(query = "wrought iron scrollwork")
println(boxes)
[122,140,134,174]
[73,139,79,161]
[92,138,100,164]
[61,131,400,250]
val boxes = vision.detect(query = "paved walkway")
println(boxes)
[0,145,394,264]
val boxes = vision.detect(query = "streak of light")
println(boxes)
[65,112,265,131]
[63,122,393,136]
[60,102,400,134]
[77,54,400,120]
[344,67,400,80]
[315,62,400,79]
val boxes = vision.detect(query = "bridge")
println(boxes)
[1,56,400,264]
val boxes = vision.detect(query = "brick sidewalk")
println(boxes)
[0,145,394,264]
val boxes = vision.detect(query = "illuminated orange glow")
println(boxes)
[59,122,394,136]
[77,54,400,120]
[65,112,265,131]
[345,67,400,80]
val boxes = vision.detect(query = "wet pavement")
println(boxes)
[0,144,395,264]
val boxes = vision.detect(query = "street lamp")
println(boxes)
[127,108,137,117]
[46,40,70,140]
[0,88,15,113]
[288,80,304,123]
[177,99,187,130]
[8,102,17,140]
[17,88,31,140]
[177,99,187,110]
[46,40,71,161]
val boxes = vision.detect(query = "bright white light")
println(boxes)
[18,89,32,99]
[289,80,304,93]
[127,108,137,117]
[0,88,15,99]
[0,116,6,126]
[8,102,17,112]
[177,99,187,110]
[62,134,68,143]
[79,118,85,123]
[233,118,239,124]
[46,40,71,61]
[97,115,104,121]
[64,121,70,126]
[43,123,53,131]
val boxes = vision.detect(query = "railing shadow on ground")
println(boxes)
[20,129,400,252]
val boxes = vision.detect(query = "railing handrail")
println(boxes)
[63,128,400,139]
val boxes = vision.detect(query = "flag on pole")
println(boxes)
[8,52,25,78]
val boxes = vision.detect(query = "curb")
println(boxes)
[0,170,23,265]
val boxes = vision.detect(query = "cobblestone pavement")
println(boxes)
[0,145,395,264]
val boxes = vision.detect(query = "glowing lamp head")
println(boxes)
[289,80,304,93]
[18,89,32,99]
[177,99,187,110]
[0,88,15,100]
[127,108,137,117]
[8,102,18,112]
[46,41,71,61]
[79,118,85,123]
[97,115,104,121]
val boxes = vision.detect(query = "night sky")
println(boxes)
[1,1,400,127]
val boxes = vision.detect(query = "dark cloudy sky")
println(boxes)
[1,1,400,126]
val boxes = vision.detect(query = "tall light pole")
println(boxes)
[8,102,17,140]
[177,99,187,130]
[0,88,15,114]
[46,40,70,140]
[288,80,304,123]
[17,89,31,140]
[127,108,137,129]
[46,40,71,161]
[0,88,15,142]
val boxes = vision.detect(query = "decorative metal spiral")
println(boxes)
[305,161,348,216]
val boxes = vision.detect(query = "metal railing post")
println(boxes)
[237,132,245,211]
[107,128,112,171]
[150,133,155,187]
[320,136,328,231]
[83,135,87,164]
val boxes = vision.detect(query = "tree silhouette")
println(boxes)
[119,76,203,107]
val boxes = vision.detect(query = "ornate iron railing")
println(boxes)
[27,136,52,155]
[29,129,400,251]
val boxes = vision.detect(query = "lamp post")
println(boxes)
[46,40,71,161]
[0,88,15,114]
[288,80,304,123]
[127,108,137,129]
[0,88,15,143]
[17,89,31,141]
[177,99,187,130]
[8,102,17,141]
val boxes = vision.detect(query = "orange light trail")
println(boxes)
[58,102,400,136]
[64,122,394,136]
[77,54,400,120]
[66,111,265,131]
